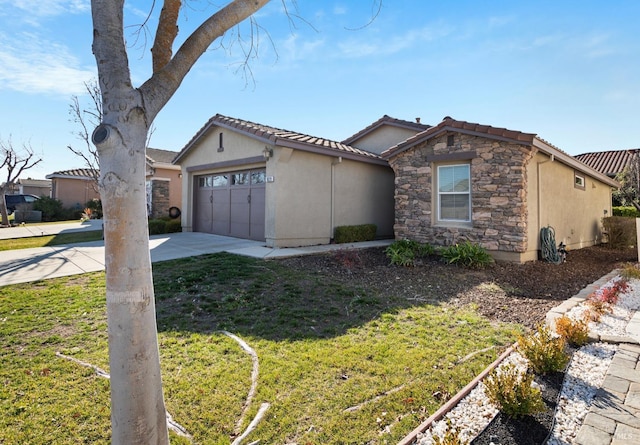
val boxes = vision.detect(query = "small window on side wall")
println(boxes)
[574,172,585,190]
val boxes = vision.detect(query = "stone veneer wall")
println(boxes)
[150,179,170,219]
[389,133,536,253]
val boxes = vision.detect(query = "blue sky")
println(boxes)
[1,0,639,179]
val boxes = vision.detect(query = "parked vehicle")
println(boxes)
[4,194,40,214]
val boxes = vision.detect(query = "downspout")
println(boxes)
[331,156,342,238]
[537,153,554,245]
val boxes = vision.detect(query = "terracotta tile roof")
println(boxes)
[174,114,385,165]
[341,115,430,145]
[46,168,98,179]
[147,147,179,164]
[574,149,640,177]
[382,116,536,159]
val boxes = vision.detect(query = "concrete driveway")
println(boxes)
[0,221,392,286]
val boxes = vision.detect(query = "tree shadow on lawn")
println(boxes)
[151,250,492,340]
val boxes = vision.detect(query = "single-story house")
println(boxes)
[172,114,422,247]
[574,148,640,178]
[381,116,619,263]
[341,114,430,154]
[46,168,101,209]
[4,178,52,197]
[46,148,181,217]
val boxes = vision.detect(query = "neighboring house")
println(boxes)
[173,114,412,247]
[146,147,182,218]
[46,168,100,209]
[574,148,640,178]
[46,148,181,217]
[381,116,619,263]
[5,178,52,197]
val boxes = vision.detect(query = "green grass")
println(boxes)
[0,230,103,251]
[0,253,522,444]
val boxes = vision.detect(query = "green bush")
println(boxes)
[438,241,493,269]
[33,196,65,221]
[612,206,640,217]
[85,199,103,219]
[333,224,377,244]
[385,239,435,267]
[483,364,545,418]
[165,219,182,233]
[148,219,167,235]
[518,324,569,375]
[602,216,637,249]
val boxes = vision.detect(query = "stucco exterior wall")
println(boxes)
[349,127,422,154]
[52,178,100,208]
[533,151,611,252]
[150,166,182,211]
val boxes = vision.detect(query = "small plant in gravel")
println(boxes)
[621,263,640,279]
[554,315,589,347]
[385,239,434,267]
[332,248,361,270]
[517,324,569,375]
[431,418,469,445]
[438,241,493,269]
[483,364,545,418]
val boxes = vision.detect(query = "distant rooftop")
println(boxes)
[574,149,640,177]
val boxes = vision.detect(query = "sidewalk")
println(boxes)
[0,228,392,286]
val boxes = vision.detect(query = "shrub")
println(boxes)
[602,216,637,249]
[432,418,468,445]
[85,199,103,219]
[33,196,65,221]
[483,364,545,418]
[518,324,569,375]
[333,224,377,244]
[612,206,640,217]
[554,315,589,347]
[385,239,434,267]
[621,263,640,280]
[148,219,167,235]
[165,219,182,233]
[439,241,493,269]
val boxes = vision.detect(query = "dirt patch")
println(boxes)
[277,245,637,330]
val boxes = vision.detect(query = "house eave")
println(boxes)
[533,138,620,188]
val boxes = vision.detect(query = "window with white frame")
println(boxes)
[574,172,585,190]
[437,164,471,223]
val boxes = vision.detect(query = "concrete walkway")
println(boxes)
[0,221,392,286]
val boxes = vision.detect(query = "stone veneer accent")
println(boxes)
[388,133,536,253]
[150,179,170,219]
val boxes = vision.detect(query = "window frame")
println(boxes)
[436,163,472,225]
[574,172,586,190]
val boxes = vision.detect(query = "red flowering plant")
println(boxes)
[586,277,629,318]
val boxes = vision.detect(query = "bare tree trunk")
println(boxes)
[95,117,169,444]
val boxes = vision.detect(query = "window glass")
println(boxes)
[251,170,266,184]
[233,172,249,185]
[438,164,471,222]
[198,177,206,187]
[575,174,585,188]
[212,175,228,187]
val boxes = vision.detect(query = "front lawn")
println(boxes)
[0,252,521,444]
[0,230,103,251]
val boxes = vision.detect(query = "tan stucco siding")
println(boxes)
[268,149,332,247]
[151,166,182,210]
[52,178,100,208]
[350,127,422,154]
[534,152,612,252]
[332,159,395,237]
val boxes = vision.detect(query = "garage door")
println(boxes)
[195,169,266,241]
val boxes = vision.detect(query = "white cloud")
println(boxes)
[0,0,89,18]
[0,32,95,95]
[338,22,454,58]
